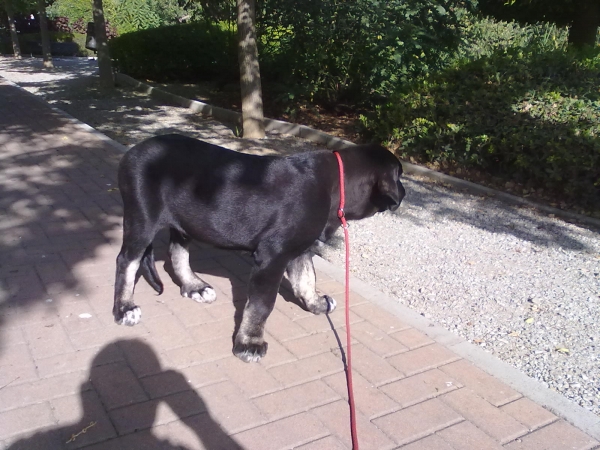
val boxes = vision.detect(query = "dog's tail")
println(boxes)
[140,244,164,294]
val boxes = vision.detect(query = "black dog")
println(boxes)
[114,134,405,362]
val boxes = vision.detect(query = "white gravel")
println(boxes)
[1,56,598,416]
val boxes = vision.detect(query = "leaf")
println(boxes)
[107,188,119,192]
[555,347,570,354]
[525,317,534,324]
[508,331,520,337]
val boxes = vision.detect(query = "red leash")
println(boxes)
[333,151,359,450]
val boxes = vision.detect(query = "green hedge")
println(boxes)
[363,21,600,212]
[108,21,237,82]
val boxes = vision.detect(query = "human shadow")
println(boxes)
[6,339,243,450]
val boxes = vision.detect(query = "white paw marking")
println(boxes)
[326,296,337,313]
[121,307,141,326]
[200,287,217,303]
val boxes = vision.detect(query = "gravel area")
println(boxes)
[1,56,599,416]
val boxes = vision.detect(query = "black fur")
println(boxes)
[114,134,405,362]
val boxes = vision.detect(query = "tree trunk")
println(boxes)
[36,0,53,68]
[568,0,600,48]
[92,0,114,88]
[237,0,265,139]
[4,0,21,58]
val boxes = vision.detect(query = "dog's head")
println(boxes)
[341,144,405,219]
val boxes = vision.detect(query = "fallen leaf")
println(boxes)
[525,317,534,324]
[107,187,119,192]
[555,347,570,354]
[508,331,520,337]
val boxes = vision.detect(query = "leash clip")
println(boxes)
[337,208,345,219]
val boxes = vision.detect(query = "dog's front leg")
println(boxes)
[286,251,336,315]
[233,259,285,363]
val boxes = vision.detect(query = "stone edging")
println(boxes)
[312,255,600,441]
[115,72,600,230]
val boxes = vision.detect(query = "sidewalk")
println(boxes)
[0,76,598,450]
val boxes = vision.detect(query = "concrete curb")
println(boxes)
[312,255,600,441]
[115,72,600,230]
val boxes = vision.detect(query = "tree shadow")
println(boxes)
[6,339,243,449]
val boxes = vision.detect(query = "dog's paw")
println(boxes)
[307,295,337,315]
[325,295,337,314]
[117,306,142,326]
[181,285,217,304]
[233,341,268,363]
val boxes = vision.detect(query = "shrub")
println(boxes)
[258,0,471,107]
[108,21,237,82]
[363,23,600,210]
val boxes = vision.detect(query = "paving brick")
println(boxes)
[153,413,243,450]
[263,309,311,342]
[68,323,150,350]
[36,345,123,379]
[167,298,220,328]
[0,342,35,370]
[437,421,504,450]
[110,390,208,435]
[0,371,88,412]
[350,320,409,357]
[179,361,228,389]
[311,399,396,450]
[90,362,148,410]
[372,398,464,446]
[387,343,461,376]
[296,435,348,450]
[59,302,105,334]
[188,318,236,343]
[295,309,363,334]
[198,380,266,433]
[439,359,522,407]
[141,369,200,399]
[440,388,528,444]
[284,328,351,359]
[253,379,340,421]
[215,356,283,398]
[268,351,343,387]
[500,397,558,431]
[0,360,38,389]
[400,434,456,450]
[345,344,404,386]
[130,314,195,351]
[165,338,233,368]
[379,368,462,409]
[390,327,435,349]
[0,402,55,441]
[233,412,329,450]
[118,338,170,378]
[257,332,298,369]
[323,370,398,419]
[51,390,117,448]
[503,420,599,450]
[351,303,410,333]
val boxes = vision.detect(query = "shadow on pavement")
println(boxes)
[6,339,243,449]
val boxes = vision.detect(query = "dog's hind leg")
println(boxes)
[285,251,336,315]
[114,240,151,326]
[169,228,216,303]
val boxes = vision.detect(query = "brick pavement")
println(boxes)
[0,76,598,450]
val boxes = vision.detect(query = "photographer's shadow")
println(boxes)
[7,339,243,450]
